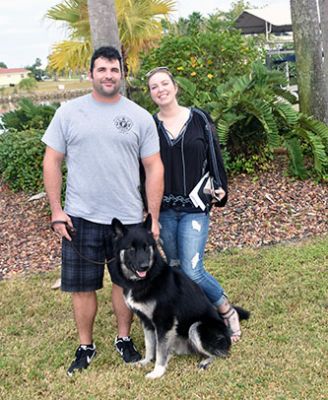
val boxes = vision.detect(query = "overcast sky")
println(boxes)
[0,0,289,68]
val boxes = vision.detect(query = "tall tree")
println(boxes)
[87,0,121,51]
[319,0,328,81]
[46,0,175,74]
[290,0,328,123]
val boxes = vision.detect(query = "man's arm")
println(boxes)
[141,152,164,240]
[43,146,73,240]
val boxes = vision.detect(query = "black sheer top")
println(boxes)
[154,108,228,213]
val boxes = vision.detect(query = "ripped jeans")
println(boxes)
[159,209,225,307]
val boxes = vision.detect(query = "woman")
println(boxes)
[147,67,241,342]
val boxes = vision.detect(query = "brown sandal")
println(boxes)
[220,306,241,343]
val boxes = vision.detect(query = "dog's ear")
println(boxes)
[112,218,127,239]
[144,213,152,232]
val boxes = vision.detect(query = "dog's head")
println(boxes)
[112,214,156,281]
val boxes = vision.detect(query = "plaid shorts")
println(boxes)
[61,216,139,292]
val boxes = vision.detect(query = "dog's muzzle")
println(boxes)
[120,246,154,280]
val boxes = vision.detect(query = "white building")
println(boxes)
[0,68,30,87]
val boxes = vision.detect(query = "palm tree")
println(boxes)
[87,0,121,50]
[290,0,328,124]
[46,0,175,74]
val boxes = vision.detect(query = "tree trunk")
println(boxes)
[319,0,328,80]
[87,0,121,51]
[87,0,126,94]
[290,0,328,123]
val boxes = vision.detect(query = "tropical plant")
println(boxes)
[133,29,260,111]
[162,1,252,35]
[17,77,38,92]
[164,12,206,36]
[46,0,175,74]
[1,99,59,131]
[177,62,328,179]
[25,58,45,81]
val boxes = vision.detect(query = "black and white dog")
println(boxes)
[111,215,249,379]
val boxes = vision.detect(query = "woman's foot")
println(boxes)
[218,296,241,343]
[220,306,241,343]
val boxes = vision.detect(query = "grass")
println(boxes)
[0,80,91,97]
[1,236,327,400]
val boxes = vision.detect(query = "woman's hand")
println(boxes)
[212,187,226,202]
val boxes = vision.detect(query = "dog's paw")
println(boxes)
[137,358,151,368]
[145,366,166,379]
[198,356,214,370]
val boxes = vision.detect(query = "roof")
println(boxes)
[235,5,292,34]
[0,68,29,74]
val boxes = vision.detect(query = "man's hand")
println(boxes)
[151,218,160,241]
[51,211,74,241]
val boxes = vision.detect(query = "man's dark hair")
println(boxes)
[90,46,122,75]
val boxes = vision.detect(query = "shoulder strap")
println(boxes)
[192,108,222,187]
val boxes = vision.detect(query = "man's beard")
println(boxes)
[94,79,121,98]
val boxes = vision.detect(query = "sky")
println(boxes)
[0,0,289,69]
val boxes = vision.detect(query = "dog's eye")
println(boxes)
[128,247,136,255]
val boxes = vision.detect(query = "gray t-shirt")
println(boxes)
[42,94,159,224]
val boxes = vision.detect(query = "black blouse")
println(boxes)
[154,108,228,213]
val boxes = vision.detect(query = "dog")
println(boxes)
[111,214,250,379]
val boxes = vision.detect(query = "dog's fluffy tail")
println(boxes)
[189,321,230,358]
[233,306,251,321]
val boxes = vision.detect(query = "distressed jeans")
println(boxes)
[159,209,225,307]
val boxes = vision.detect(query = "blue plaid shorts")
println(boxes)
[61,216,139,292]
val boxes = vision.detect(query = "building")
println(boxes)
[0,68,30,87]
[235,5,294,86]
[235,5,292,40]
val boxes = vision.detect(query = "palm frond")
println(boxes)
[274,102,299,126]
[283,136,307,179]
[300,116,328,147]
[274,88,298,105]
[305,131,328,173]
[46,0,90,39]
[243,100,280,147]
[48,40,91,72]
[46,0,176,74]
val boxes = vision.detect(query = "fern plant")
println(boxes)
[177,62,328,180]
[1,99,59,131]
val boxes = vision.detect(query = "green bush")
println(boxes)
[0,129,45,192]
[177,62,328,179]
[18,77,38,92]
[131,30,261,112]
[1,98,59,131]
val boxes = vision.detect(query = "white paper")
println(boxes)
[189,172,209,211]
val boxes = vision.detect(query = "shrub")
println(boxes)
[131,30,261,112]
[18,77,38,92]
[1,99,59,131]
[177,62,328,179]
[0,129,45,192]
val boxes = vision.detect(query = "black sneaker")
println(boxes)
[67,344,97,377]
[115,336,141,363]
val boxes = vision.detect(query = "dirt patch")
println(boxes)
[1,163,327,280]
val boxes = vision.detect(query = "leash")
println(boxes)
[51,220,166,265]
[51,220,115,265]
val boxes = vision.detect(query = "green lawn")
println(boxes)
[1,236,327,400]
[0,79,91,96]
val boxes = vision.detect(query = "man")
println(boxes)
[42,46,164,376]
